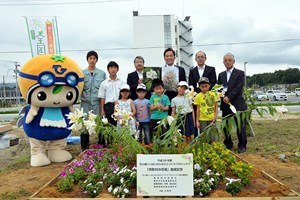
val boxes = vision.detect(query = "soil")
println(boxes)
[0,125,300,199]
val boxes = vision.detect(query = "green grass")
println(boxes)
[0,155,30,173]
[227,119,300,165]
[0,188,30,200]
[0,111,18,114]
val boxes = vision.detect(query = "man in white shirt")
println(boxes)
[161,48,186,105]
[97,61,124,146]
[188,51,216,93]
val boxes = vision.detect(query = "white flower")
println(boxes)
[199,192,203,196]
[167,115,174,125]
[123,188,129,193]
[102,116,108,124]
[185,85,197,100]
[113,105,133,126]
[209,178,214,185]
[225,177,240,185]
[229,103,237,114]
[84,120,96,135]
[113,167,119,174]
[113,187,118,195]
[146,69,157,79]
[66,108,86,123]
[88,110,96,119]
[93,190,97,193]
[205,169,211,176]
[130,171,136,177]
[122,195,125,198]
[194,178,204,183]
[120,177,124,184]
[108,185,113,193]
[194,163,201,170]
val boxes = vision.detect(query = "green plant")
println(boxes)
[80,174,104,198]
[193,168,220,197]
[1,192,18,200]
[225,178,243,195]
[17,188,30,197]
[231,161,253,185]
[105,166,136,198]
[56,175,74,192]
[71,166,87,182]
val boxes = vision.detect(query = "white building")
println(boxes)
[132,11,193,75]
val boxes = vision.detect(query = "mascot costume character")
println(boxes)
[17,54,84,167]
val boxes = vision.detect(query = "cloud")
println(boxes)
[0,0,300,79]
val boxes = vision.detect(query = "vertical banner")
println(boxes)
[25,16,61,57]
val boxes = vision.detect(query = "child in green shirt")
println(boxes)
[149,79,170,138]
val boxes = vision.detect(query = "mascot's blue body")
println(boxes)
[23,106,71,141]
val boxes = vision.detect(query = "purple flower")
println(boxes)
[69,168,74,173]
[91,144,104,149]
[59,171,67,177]
[113,153,117,161]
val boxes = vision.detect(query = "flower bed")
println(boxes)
[30,142,299,199]
[30,108,299,199]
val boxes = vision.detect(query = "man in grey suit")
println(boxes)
[217,53,247,153]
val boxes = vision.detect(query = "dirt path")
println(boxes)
[239,154,300,195]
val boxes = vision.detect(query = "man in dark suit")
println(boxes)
[161,48,186,105]
[188,51,216,92]
[189,51,217,137]
[127,56,151,100]
[218,53,248,153]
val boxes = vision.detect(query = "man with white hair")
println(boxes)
[217,53,248,153]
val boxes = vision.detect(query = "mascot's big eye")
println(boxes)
[66,91,73,101]
[37,91,47,101]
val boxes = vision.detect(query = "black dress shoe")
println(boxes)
[226,146,233,150]
[238,148,247,153]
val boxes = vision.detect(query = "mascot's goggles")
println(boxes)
[19,71,84,87]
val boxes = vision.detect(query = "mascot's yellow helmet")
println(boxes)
[18,54,84,104]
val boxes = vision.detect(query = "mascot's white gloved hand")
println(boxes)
[26,105,40,124]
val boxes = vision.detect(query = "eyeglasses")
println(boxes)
[19,71,84,87]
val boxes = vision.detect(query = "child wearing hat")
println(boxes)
[194,77,218,142]
[171,81,195,144]
[114,83,137,136]
[149,78,170,138]
[134,83,151,146]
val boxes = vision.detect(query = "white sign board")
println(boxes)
[137,154,193,196]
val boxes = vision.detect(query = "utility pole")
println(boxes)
[0,59,21,105]
[244,62,248,88]
[14,62,20,105]
[3,75,6,107]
